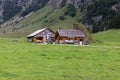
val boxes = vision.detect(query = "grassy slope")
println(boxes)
[0,6,87,38]
[93,29,120,46]
[0,38,120,80]
[0,6,54,37]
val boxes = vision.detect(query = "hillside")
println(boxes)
[0,5,90,38]
[0,0,119,38]
[93,29,120,46]
[0,0,49,22]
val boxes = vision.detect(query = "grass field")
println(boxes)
[93,29,120,46]
[0,37,120,80]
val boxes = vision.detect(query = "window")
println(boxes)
[38,37,43,40]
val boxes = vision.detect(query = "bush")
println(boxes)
[61,0,67,8]
[59,15,65,20]
[64,11,68,16]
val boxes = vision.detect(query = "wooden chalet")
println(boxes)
[55,29,86,45]
[27,28,55,43]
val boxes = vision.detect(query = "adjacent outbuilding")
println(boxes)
[27,28,55,43]
[55,29,86,45]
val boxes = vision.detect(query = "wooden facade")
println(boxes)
[27,27,87,45]
[27,28,55,43]
[55,30,86,45]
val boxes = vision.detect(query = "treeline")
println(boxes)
[109,13,120,29]
[2,0,49,21]
[21,0,49,17]
[78,0,120,33]
[3,0,22,21]
[61,0,67,8]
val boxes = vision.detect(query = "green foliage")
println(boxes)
[87,0,118,17]
[3,0,22,21]
[64,4,76,17]
[79,0,119,33]
[109,13,120,29]
[59,15,65,20]
[61,0,67,8]
[21,0,49,17]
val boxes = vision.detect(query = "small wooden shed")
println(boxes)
[27,28,55,43]
[55,29,86,45]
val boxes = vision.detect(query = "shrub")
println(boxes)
[59,15,65,20]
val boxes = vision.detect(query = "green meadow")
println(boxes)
[0,35,120,80]
[93,29,120,46]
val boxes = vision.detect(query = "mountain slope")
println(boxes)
[0,4,93,43]
[0,0,120,32]
[0,0,49,22]
[0,6,86,36]
[0,0,119,39]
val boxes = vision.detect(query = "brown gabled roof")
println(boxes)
[57,29,86,38]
